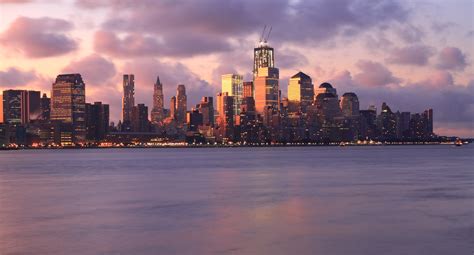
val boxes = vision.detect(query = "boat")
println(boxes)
[455,138,463,147]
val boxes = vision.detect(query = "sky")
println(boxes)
[0,0,473,137]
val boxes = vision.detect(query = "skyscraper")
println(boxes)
[340,92,360,118]
[40,93,51,121]
[176,84,187,124]
[253,39,279,115]
[131,103,149,132]
[85,102,109,141]
[221,74,243,115]
[197,96,214,126]
[122,74,135,124]
[170,96,177,119]
[288,71,314,112]
[2,90,41,124]
[243,81,254,98]
[2,90,26,124]
[151,76,164,125]
[51,74,86,143]
[216,92,234,141]
[0,94,3,123]
[315,83,337,98]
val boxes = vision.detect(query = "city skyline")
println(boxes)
[0,0,473,137]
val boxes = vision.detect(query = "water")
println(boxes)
[0,146,472,255]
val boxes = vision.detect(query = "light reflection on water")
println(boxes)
[0,146,472,254]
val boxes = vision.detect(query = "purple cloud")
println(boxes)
[0,0,32,3]
[0,16,77,58]
[437,47,468,70]
[387,44,434,66]
[0,67,38,87]
[62,54,116,85]
[329,70,473,137]
[79,0,408,57]
[354,60,401,87]
[94,30,231,58]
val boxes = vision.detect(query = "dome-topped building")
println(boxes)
[315,82,337,99]
[340,92,360,118]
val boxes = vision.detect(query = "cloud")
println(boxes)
[62,54,116,85]
[94,30,231,58]
[436,47,468,70]
[0,16,77,58]
[0,0,32,3]
[0,67,38,87]
[353,60,401,87]
[79,0,408,57]
[328,70,474,137]
[394,24,424,43]
[387,44,434,66]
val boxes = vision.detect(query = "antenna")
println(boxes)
[260,25,267,43]
[265,26,272,43]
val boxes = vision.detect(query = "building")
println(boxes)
[197,96,214,126]
[221,74,243,115]
[176,84,187,124]
[0,94,3,123]
[50,74,86,144]
[186,108,203,132]
[122,74,135,125]
[243,81,254,98]
[377,102,397,140]
[396,111,411,139]
[340,92,360,118]
[2,90,41,124]
[314,92,341,123]
[85,102,109,141]
[40,93,51,121]
[288,71,314,112]
[359,109,377,140]
[253,40,279,115]
[151,76,164,125]
[131,104,149,132]
[169,96,177,119]
[216,92,234,141]
[315,82,337,98]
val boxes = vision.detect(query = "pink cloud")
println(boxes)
[62,54,116,85]
[354,60,401,87]
[0,17,77,58]
[437,47,468,70]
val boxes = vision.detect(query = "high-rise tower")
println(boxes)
[151,76,164,125]
[51,73,86,143]
[176,84,187,124]
[288,71,314,112]
[253,26,279,115]
[221,74,243,115]
[122,74,135,124]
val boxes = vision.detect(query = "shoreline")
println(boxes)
[0,141,468,151]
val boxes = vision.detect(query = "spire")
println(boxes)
[155,76,161,85]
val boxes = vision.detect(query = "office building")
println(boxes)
[288,72,314,112]
[253,40,279,115]
[50,74,86,143]
[151,76,164,125]
[222,74,243,115]
[131,103,149,132]
[122,74,135,124]
[243,81,254,98]
[340,92,360,118]
[176,85,187,124]
[85,102,109,141]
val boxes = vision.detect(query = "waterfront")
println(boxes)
[0,145,472,254]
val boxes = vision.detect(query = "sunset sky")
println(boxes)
[0,0,472,136]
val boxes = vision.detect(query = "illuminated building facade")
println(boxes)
[221,74,243,115]
[151,76,164,125]
[122,74,135,125]
[51,74,86,143]
[176,85,187,124]
[243,81,254,98]
[340,92,360,118]
[288,72,314,112]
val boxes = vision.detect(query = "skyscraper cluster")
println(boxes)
[0,36,438,147]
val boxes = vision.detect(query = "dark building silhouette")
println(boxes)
[131,104,149,132]
[197,97,214,126]
[122,74,135,127]
[176,85,187,124]
[377,102,397,141]
[40,93,51,121]
[151,76,164,125]
[85,102,109,141]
